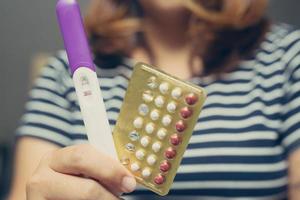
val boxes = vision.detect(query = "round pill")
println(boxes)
[172,87,182,99]
[129,130,139,141]
[135,150,145,160]
[159,82,169,94]
[138,104,149,116]
[133,117,143,129]
[185,93,198,105]
[165,147,177,159]
[154,174,165,185]
[150,110,160,121]
[143,90,154,103]
[152,142,162,153]
[167,102,177,113]
[145,123,155,134]
[141,136,150,147]
[125,143,135,152]
[160,160,171,172]
[142,168,152,178]
[130,162,140,172]
[170,134,182,146]
[155,96,164,108]
[147,154,157,165]
[180,107,193,119]
[175,120,186,132]
[157,128,167,140]
[147,76,158,89]
[162,115,172,126]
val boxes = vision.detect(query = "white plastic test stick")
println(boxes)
[56,0,118,159]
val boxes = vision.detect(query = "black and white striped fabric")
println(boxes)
[17,24,300,199]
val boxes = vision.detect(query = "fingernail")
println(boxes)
[121,176,136,193]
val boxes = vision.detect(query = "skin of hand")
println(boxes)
[26,144,136,200]
[289,149,300,200]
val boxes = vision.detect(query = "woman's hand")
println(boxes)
[26,144,136,200]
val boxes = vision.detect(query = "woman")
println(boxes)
[8,0,300,199]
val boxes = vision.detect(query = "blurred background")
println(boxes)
[0,0,299,198]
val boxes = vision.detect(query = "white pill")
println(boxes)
[155,96,164,108]
[143,91,154,103]
[162,115,172,126]
[167,102,177,113]
[142,168,152,178]
[138,104,149,116]
[157,128,167,140]
[130,162,140,172]
[152,142,162,152]
[133,117,143,129]
[150,110,160,121]
[159,82,169,94]
[125,143,135,152]
[140,136,150,147]
[147,76,158,89]
[172,87,182,99]
[147,154,157,165]
[145,123,155,134]
[135,150,145,160]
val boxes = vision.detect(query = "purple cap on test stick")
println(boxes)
[56,0,95,75]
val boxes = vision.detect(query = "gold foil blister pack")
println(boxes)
[113,63,206,196]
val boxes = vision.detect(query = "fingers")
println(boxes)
[48,144,136,194]
[27,164,119,200]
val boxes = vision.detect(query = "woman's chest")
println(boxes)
[67,70,288,198]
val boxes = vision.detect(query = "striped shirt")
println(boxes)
[17,24,300,199]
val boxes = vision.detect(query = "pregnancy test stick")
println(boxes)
[56,0,117,158]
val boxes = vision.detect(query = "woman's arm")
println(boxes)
[289,149,300,200]
[7,137,60,200]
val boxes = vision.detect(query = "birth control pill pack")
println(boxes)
[113,63,206,196]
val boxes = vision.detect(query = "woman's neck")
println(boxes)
[143,9,190,51]
[132,8,198,79]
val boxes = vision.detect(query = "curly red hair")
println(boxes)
[85,0,269,75]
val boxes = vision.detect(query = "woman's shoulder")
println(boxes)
[50,50,134,79]
[260,23,300,57]
[253,23,300,72]
[266,23,299,43]
[44,50,70,73]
